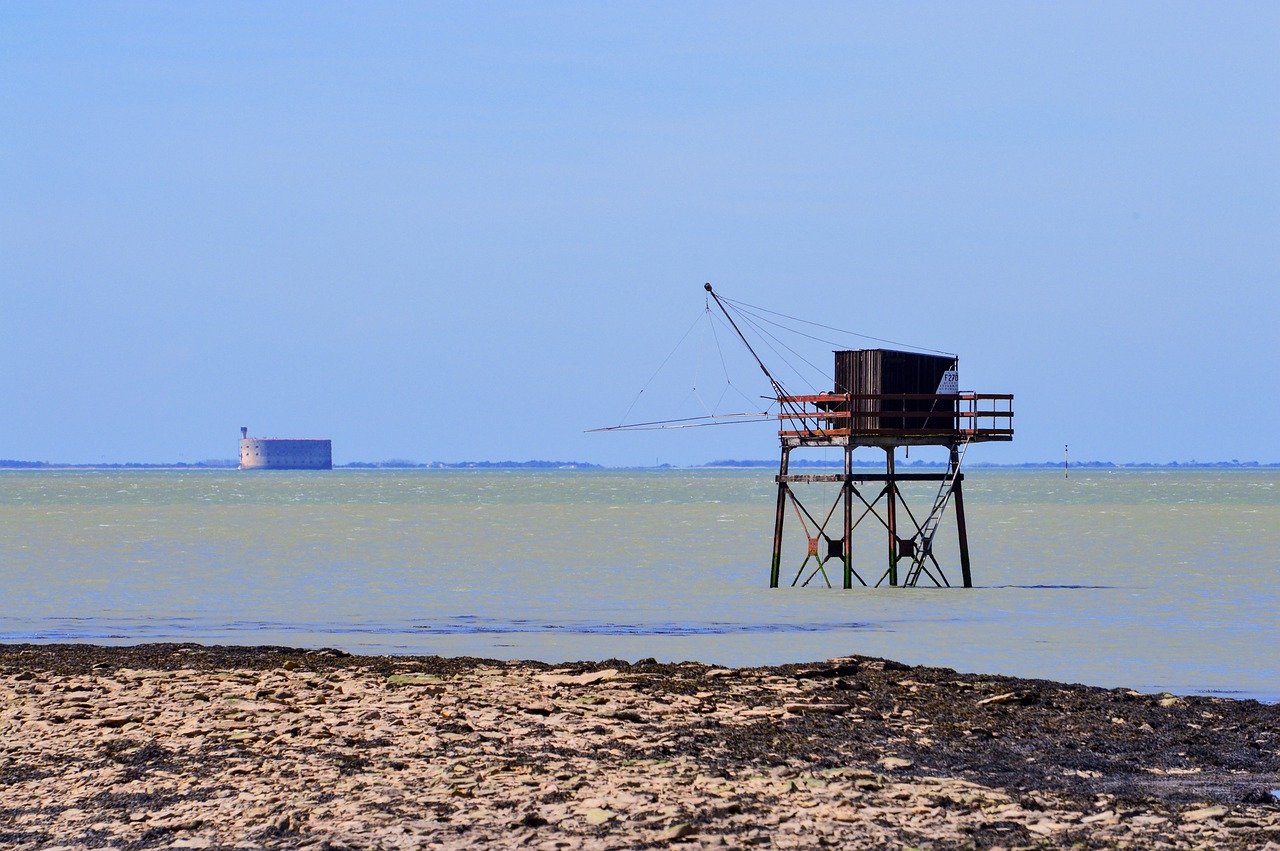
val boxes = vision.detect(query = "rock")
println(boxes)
[659,822,695,840]
[1128,814,1170,827]
[803,661,860,678]
[582,807,615,825]
[273,809,309,832]
[878,757,913,770]
[538,669,620,686]
[610,709,645,723]
[1026,819,1072,834]
[1081,810,1119,825]
[386,673,446,693]
[976,691,1034,706]
[1182,805,1228,823]
[784,703,849,715]
[97,715,141,728]
[1158,696,1181,708]
[739,707,784,718]
[150,815,203,831]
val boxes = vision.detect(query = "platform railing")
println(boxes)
[777,393,1014,441]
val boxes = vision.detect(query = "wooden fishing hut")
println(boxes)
[604,283,1014,589]
[770,348,1013,588]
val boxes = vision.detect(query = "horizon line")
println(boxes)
[3,458,1279,470]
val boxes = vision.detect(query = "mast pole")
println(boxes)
[704,283,816,437]
[704,283,787,399]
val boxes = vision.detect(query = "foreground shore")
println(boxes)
[2,644,1278,849]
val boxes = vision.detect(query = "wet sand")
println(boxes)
[2,643,1278,849]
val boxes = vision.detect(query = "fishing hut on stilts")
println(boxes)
[702,284,1015,589]
[594,283,1014,589]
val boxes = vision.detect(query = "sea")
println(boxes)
[1,468,1276,702]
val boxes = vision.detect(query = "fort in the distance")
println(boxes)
[238,427,332,470]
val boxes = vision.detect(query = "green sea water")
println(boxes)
[1,468,1276,701]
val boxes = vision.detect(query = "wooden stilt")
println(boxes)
[885,447,898,586]
[952,444,973,588]
[843,444,853,589]
[770,446,790,588]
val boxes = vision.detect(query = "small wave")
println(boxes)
[987,584,1120,590]
[410,618,878,636]
[0,617,882,641]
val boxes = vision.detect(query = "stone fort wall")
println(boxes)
[239,438,333,470]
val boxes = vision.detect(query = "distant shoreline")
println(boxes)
[2,459,1279,471]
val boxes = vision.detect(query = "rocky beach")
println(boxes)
[2,643,1278,849]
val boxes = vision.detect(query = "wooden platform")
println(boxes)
[777,392,1013,447]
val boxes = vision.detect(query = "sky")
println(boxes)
[2,2,1277,466]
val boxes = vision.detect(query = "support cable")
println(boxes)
[586,412,773,433]
[727,301,863,372]
[726,302,859,352]
[733,312,817,396]
[705,309,767,411]
[704,284,789,399]
[704,284,819,439]
[615,309,707,428]
[720,294,956,358]
[730,312,832,435]
[731,307,828,391]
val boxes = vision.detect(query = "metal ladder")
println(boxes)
[902,435,972,587]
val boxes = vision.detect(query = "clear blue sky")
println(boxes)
[3,3,1277,465]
